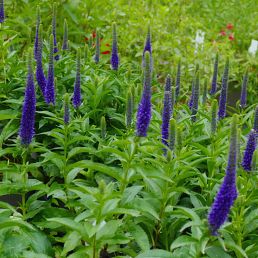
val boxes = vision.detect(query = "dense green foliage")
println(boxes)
[0,0,257,257]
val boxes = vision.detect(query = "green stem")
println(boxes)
[21,148,28,219]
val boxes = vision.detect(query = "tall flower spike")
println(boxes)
[126,88,134,128]
[218,58,229,120]
[169,118,176,151]
[210,53,219,95]
[101,116,106,139]
[52,3,59,61]
[208,114,238,235]
[19,50,36,146]
[240,71,248,108]
[191,72,200,122]
[241,129,257,171]
[165,74,172,112]
[211,99,218,134]
[110,22,119,70]
[34,6,40,59]
[72,49,81,108]
[165,74,171,92]
[0,0,5,23]
[36,24,47,95]
[254,105,258,132]
[202,79,208,105]
[63,93,70,124]
[188,79,195,110]
[136,51,152,137]
[161,91,172,146]
[94,30,100,63]
[175,61,181,98]
[142,25,152,68]
[45,34,55,105]
[143,25,152,55]
[62,19,68,51]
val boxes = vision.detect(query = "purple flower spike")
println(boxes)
[72,49,81,108]
[208,114,238,235]
[210,53,219,95]
[52,3,59,61]
[188,79,195,110]
[110,22,119,70]
[34,6,40,59]
[63,93,70,124]
[0,0,5,23]
[161,91,172,146]
[136,51,152,137]
[218,58,229,120]
[240,72,248,108]
[165,74,171,92]
[143,25,152,55]
[45,34,55,105]
[19,50,36,146]
[191,72,200,122]
[142,25,153,69]
[242,129,257,171]
[36,24,47,95]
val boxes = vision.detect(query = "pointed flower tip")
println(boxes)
[242,129,257,171]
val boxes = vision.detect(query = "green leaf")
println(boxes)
[136,249,173,258]
[61,231,82,256]
[128,223,150,252]
[205,246,232,258]
[96,220,122,240]
[170,235,197,250]
[0,110,17,120]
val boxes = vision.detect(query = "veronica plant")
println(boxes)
[36,24,47,96]
[45,34,55,105]
[72,49,81,108]
[208,114,238,235]
[191,72,200,122]
[142,25,152,69]
[136,51,152,137]
[218,58,229,120]
[110,22,119,70]
[210,53,219,95]
[52,3,59,60]
[241,129,257,171]
[0,0,4,23]
[63,93,70,125]
[19,50,36,146]
[34,6,40,59]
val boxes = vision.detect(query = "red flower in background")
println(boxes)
[101,50,111,55]
[229,33,234,41]
[220,30,226,36]
[226,23,234,30]
[84,31,111,55]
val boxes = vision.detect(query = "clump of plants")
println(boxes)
[0,1,257,258]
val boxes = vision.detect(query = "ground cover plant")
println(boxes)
[0,0,258,257]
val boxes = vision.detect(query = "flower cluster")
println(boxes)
[220,23,234,41]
